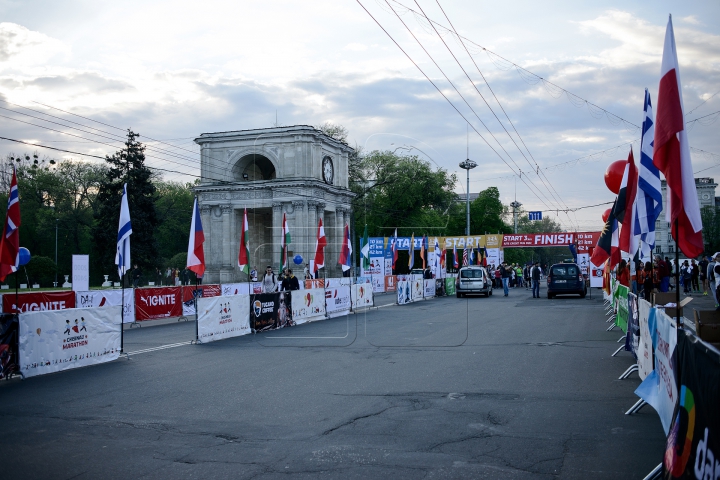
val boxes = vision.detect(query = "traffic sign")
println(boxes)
[528,211,542,221]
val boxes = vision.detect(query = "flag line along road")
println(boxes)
[1,284,665,479]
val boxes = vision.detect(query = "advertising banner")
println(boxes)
[196,294,251,343]
[410,276,423,301]
[590,262,604,288]
[615,284,629,333]
[3,291,76,314]
[325,278,351,289]
[577,253,590,277]
[305,279,325,290]
[181,285,221,316]
[662,329,720,479]
[325,285,351,318]
[635,308,678,434]
[251,292,293,332]
[19,306,121,378]
[362,237,386,277]
[351,284,373,309]
[134,287,182,321]
[372,276,385,293]
[486,248,499,268]
[625,293,639,358]
[397,280,411,305]
[71,255,89,292]
[385,275,397,293]
[438,235,486,250]
[0,313,18,379]
[637,299,654,380]
[445,277,456,295]
[501,232,599,248]
[292,288,326,324]
[423,279,435,298]
[75,289,135,324]
[221,283,250,296]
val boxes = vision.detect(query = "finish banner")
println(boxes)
[181,284,221,316]
[19,306,121,378]
[75,289,135,324]
[501,232,599,248]
[134,287,182,321]
[196,294,251,343]
[3,291,76,314]
[351,284,373,309]
[251,292,293,332]
[663,329,720,479]
[292,288,326,324]
[325,285,351,318]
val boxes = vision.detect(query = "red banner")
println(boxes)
[384,275,397,293]
[2,291,76,314]
[134,286,182,321]
[304,279,325,290]
[181,284,221,303]
[501,232,600,252]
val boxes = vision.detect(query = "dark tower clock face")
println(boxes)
[322,156,334,184]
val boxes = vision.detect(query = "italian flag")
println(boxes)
[238,208,250,274]
[281,213,291,269]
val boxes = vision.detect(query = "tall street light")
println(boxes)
[459,159,477,235]
[55,218,58,287]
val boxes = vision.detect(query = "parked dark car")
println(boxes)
[547,263,586,299]
[456,266,492,298]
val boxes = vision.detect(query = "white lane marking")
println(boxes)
[126,341,192,356]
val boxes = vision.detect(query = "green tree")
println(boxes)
[155,181,195,263]
[447,186,510,236]
[701,206,720,254]
[24,256,57,287]
[91,131,159,285]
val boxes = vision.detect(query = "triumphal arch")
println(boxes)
[194,125,355,283]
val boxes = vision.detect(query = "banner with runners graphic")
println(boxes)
[351,284,373,309]
[196,294,251,343]
[19,306,121,378]
[292,288,326,324]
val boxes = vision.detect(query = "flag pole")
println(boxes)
[674,217,681,327]
[195,274,199,342]
[121,275,124,353]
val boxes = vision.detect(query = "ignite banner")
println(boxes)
[134,287,182,321]
[2,291,76,314]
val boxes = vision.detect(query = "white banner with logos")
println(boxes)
[410,275,423,302]
[397,278,411,305]
[292,288,326,324]
[486,248,499,268]
[637,298,653,380]
[71,255,89,292]
[590,262,604,288]
[196,294,251,343]
[325,285,351,318]
[423,279,435,298]
[19,306,121,378]
[324,277,351,289]
[75,289,135,324]
[577,253,590,277]
[351,284,373,309]
[221,283,250,296]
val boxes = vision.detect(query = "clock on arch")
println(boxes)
[322,156,334,184]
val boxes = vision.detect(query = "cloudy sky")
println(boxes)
[0,0,718,231]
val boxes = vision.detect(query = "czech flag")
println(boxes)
[186,197,205,277]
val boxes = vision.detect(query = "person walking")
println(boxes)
[681,260,691,295]
[700,256,709,296]
[691,259,700,293]
[641,262,654,300]
[501,263,511,297]
[531,261,541,298]
[262,266,277,293]
[710,253,720,307]
[617,259,630,288]
[281,269,300,291]
[250,266,258,282]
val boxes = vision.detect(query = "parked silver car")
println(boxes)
[455,266,492,297]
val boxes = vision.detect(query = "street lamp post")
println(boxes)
[55,218,58,287]
[459,159,477,236]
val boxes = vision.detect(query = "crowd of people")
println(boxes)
[484,262,546,298]
[615,253,720,308]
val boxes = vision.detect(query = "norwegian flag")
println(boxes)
[0,166,20,281]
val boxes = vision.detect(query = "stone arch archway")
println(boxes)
[232,153,277,182]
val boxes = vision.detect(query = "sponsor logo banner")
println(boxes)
[410,276,423,301]
[0,313,18,379]
[197,294,251,343]
[637,299,653,380]
[3,291,76,314]
[75,289,135,324]
[134,287,182,321]
[423,279,435,298]
[384,275,397,293]
[304,279,325,290]
[625,293,639,359]
[292,288,326,324]
[181,285,221,316]
[221,283,250,297]
[590,262,604,288]
[251,292,293,331]
[615,285,629,333]
[445,277,456,295]
[19,306,121,378]
[325,278,351,289]
[325,285,351,317]
[351,284,373,309]
[397,280,411,305]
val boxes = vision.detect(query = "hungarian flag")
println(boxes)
[391,229,398,270]
[408,233,415,270]
[360,224,369,269]
[238,208,250,274]
[338,222,352,271]
[462,248,468,266]
[653,16,703,258]
[590,199,621,269]
[452,244,459,269]
[312,218,327,274]
[280,213,290,270]
[420,235,427,269]
[0,165,20,282]
[186,197,205,277]
[616,148,639,255]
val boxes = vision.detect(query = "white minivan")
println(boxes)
[455,266,492,298]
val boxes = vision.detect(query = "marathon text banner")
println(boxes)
[3,291,76,314]
[196,294,251,343]
[19,306,121,378]
[292,288,326,324]
[134,287,182,321]
[75,289,135,324]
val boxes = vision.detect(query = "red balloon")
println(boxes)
[601,208,611,223]
[604,160,626,194]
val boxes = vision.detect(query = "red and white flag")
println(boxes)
[338,222,352,272]
[186,198,205,277]
[0,165,20,281]
[311,218,327,274]
[617,149,638,255]
[653,15,703,257]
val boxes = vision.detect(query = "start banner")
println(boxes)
[75,289,135,324]
[134,287,182,321]
[292,288,326,324]
[19,306,121,378]
[196,294,251,343]
[3,291,76,314]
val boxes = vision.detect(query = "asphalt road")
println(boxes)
[0,285,665,479]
